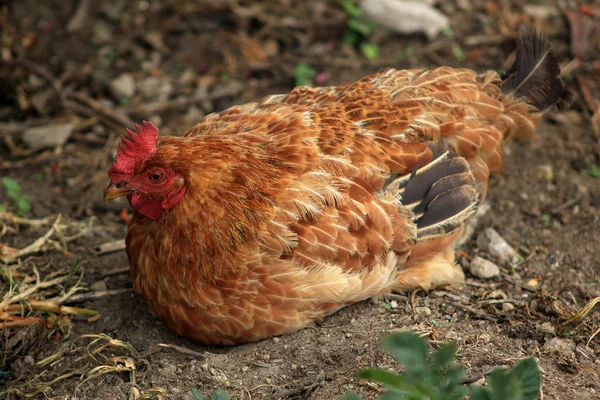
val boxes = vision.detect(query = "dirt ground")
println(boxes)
[1,0,600,399]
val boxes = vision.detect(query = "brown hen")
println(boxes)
[104,30,568,345]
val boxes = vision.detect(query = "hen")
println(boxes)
[104,30,567,345]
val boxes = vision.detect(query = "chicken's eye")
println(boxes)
[148,171,165,183]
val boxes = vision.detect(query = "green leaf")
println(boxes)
[2,177,21,198]
[452,46,465,62]
[347,18,376,37]
[63,255,80,289]
[15,196,31,217]
[294,62,316,87]
[432,343,456,370]
[470,385,491,400]
[583,164,600,178]
[340,0,362,18]
[342,30,360,46]
[384,332,428,370]
[210,389,231,400]
[447,385,469,400]
[191,388,207,400]
[360,42,379,61]
[444,365,466,387]
[356,368,405,390]
[506,358,541,400]
[340,392,363,400]
[487,366,509,399]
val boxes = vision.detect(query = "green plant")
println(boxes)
[191,388,230,400]
[343,332,541,400]
[2,177,32,216]
[583,164,600,178]
[294,62,317,86]
[340,0,379,60]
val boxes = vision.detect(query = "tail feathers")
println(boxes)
[394,148,480,242]
[500,28,570,110]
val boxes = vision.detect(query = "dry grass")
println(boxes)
[0,211,164,399]
[563,297,600,346]
[5,334,166,399]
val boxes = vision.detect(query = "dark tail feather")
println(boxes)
[500,27,570,110]
[392,148,481,242]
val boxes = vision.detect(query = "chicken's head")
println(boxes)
[104,121,186,219]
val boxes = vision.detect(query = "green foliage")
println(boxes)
[346,332,541,400]
[360,42,379,61]
[583,164,600,178]
[340,0,379,60]
[1,177,32,216]
[191,388,230,400]
[469,358,540,400]
[294,62,317,86]
[452,46,466,62]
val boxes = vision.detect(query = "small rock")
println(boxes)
[22,121,75,151]
[445,330,459,340]
[142,31,168,53]
[241,366,249,372]
[31,88,57,115]
[487,289,507,299]
[159,363,177,377]
[390,300,399,309]
[184,105,204,122]
[549,110,583,126]
[93,21,113,44]
[537,165,554,182]
[273,337,280,343]
[90,280,108,292]
[179,69,197,86]
[537,321,556,336]
[469,256,500,279]
[523,4,559,19]
[502,302,515,311]
[543,337,575,357]
[109,73,136,99]
[476,228,520,266]
[139,76,173,102]
[360,0,449,40]
[415,306,431,316]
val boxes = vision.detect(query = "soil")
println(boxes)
[1,1,599,399]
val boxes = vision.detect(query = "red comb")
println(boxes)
[109,121,159,177]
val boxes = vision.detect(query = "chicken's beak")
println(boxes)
[104,183,132,201]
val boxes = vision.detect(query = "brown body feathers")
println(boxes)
[113,29,567,345]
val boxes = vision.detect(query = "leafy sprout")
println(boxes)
[2,177,32,216]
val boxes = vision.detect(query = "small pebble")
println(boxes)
[543,337,575,357]
[477,228,520,266]
[502,302,515,311]
[414,306,431,316]
[23,122,75,151]
[109,73,135,99]
[469,256,500,279]
[390,300,398,309]
[90,280,108,292]
[537,321,556,336]
[242,366,249,372]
